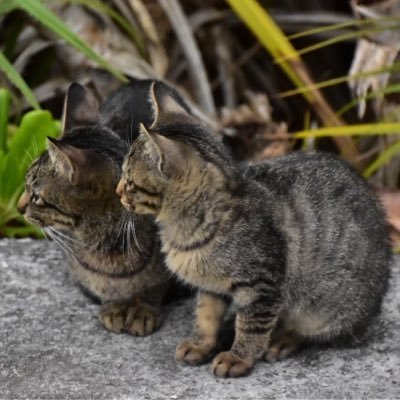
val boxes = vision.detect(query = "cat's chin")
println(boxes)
[120,199,135,213]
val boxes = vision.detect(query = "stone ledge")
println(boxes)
[0,239,399,399]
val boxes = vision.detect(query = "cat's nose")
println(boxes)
[17,191,29,214]
[116,179,125,198]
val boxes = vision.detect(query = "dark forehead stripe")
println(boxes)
[26,152,49,179]
[63,125,127,166]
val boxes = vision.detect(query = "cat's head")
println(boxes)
[18,83,126,230]
[116,82,236,217]
[100,79,192,143]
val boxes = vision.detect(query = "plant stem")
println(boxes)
[227,0,361,166]
[159,0,216,117]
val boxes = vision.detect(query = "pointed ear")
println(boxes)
[148,81,192,128]
[47,137,90,185]
[136,124,164,174]
[137,124,188,176]
[62,82,100,136]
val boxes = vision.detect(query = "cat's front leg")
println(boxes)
[176,291,229,366]
[211,294,280,378]
[99,295,161,336]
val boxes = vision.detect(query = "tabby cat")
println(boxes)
[17,81,181,336]
[116,83,391,377]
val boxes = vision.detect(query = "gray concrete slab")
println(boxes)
[0,238,399,399]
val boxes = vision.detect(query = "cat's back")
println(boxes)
[244,151,391,292]
[243,152,391,334]
[244,152,385,229]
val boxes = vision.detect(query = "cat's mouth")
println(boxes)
[24,213,46,228]
[116,179,135,212]
[120,197,135,212]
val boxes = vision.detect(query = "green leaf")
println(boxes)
[293,123,400,139]
[14,0,128,82]
[0,51,41,109]
[0,109,59,236]
[8,110,59,172]
[0,89,10,153]
[363,140,400,178]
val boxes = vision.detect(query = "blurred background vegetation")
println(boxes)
[1,0,400,248]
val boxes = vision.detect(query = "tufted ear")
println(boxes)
[136,123,188,176]
[62,83,100,136]
[47,137,92,185]
[148,81,192,128]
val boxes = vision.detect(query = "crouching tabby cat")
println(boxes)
[116,84,391,377]
[18,81,175,336]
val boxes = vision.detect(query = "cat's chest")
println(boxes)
[163,244,232,294]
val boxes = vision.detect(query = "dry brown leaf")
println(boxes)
[127,0,169,76]
[52,4,156,80]
[220,93,291,161]
[349,0,400,118]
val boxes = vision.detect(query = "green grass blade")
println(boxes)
[227,0,360,162]
[277,25,400,64]
[0,109,59,237]
[337,83,400,117]
[280,62,400,98]
[0,51,40,109]
[293,123,400,139]
[363,140,400,178]
[227,0,306,97]
[0,89,10,153]
[14,0,128,82]
[288,16,400,40]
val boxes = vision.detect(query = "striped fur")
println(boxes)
[118,89,391,377]
[18,82,176,336]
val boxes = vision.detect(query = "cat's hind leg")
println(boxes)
[263,325,302,363]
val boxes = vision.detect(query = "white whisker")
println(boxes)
[24,149,34,164]
[46,227,76,257]
[129,115,134,146]
[32,136,39,157]
[129,217,141,252]
[51,228,87,248]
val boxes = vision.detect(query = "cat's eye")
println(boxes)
[31,192,45,206]
[126,180,135,192]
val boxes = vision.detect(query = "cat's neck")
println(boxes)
[69,201,130,254]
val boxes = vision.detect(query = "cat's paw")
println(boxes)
[175,339,215,366]
[264,334,299,363]
[99,301,160,336]
[125,302,160,336]
[99,302,127,333]
[211,351,253,378]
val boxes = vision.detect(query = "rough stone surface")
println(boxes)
[0,238,399,399]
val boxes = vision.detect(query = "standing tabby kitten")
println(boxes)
[117,84,391,377]
[17,81,175,336]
